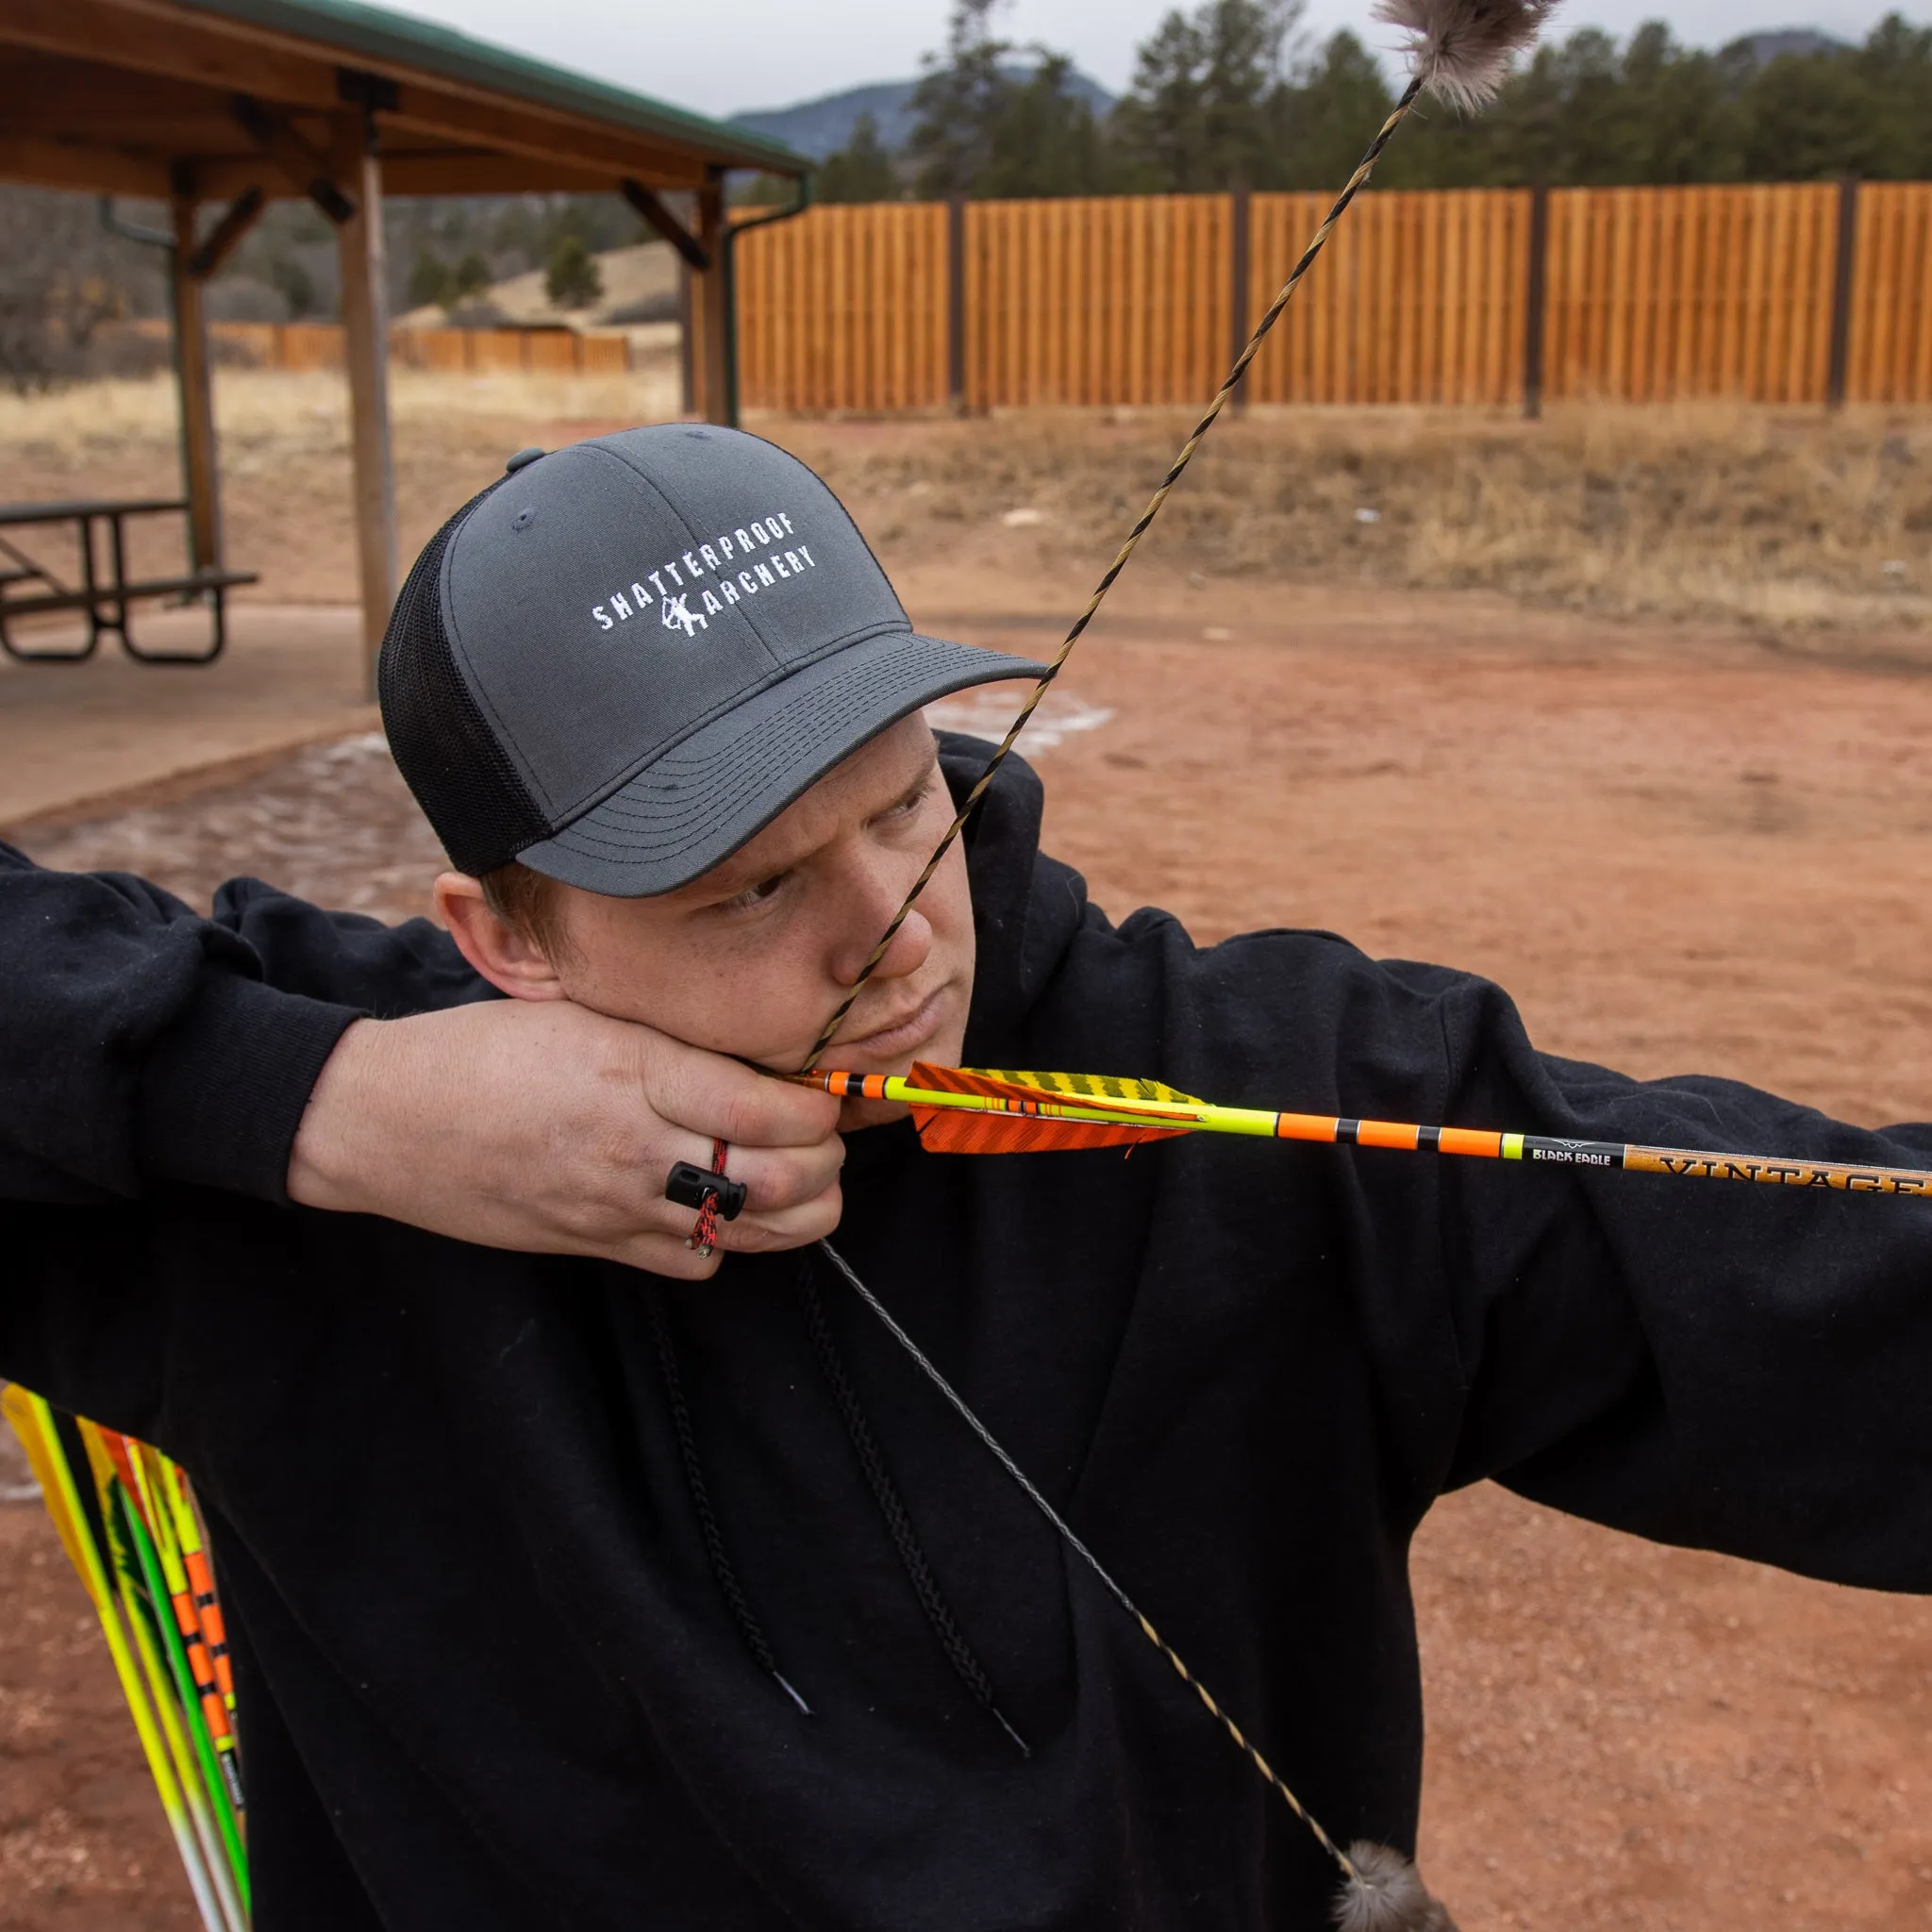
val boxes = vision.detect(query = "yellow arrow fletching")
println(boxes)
[971,1067,1206,1108]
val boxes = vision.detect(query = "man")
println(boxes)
[5,425,1931,1931]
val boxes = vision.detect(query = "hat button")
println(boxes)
[505,446,545,474]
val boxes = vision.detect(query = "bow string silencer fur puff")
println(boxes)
[1372,0,1558,111]
[1335,1840,1461,1932]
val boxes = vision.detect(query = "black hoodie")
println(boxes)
[4,739,1932,1931]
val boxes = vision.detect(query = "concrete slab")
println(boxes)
[0,603,375,829]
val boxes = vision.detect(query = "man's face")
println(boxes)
[443,712,974,1121]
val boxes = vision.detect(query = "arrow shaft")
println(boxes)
[806,1070,1932,1197]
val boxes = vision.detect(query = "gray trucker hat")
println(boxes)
[378,425,1045,895]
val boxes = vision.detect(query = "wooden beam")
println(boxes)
[684,208,708,420]
[0,98,226,136]
[187,185,266,281]
[383,85,710,188]
[334,113,396,693]
[356,152,622,196]
[0,0,338,108]
[190,149,625,200]
[170,195,221,575]
[621,180,709,271]
[0,133,168,195]
[691,179,730,426]
[10,116,250,151]
[233,94,354,221]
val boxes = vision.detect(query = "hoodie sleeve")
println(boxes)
[0,844,483,1207]
[1424,963,1932,1594]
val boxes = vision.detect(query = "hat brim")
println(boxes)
[513,630,1049,896]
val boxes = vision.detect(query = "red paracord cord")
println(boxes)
[687,1139,730,1257]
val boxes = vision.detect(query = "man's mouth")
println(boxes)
[836,985,950,1062]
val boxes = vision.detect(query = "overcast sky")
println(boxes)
[390,0,1922,120]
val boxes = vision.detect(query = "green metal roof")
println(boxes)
[178,0,809,175]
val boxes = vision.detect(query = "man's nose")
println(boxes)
[830,891,932,990]
[868,908,932,984]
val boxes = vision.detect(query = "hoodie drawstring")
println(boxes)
[800,1260,1030,1757]
[644,1258,1027,1755]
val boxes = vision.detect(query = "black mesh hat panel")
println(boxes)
[377,479,551,876]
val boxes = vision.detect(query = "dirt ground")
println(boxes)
[6,560,1932,1928]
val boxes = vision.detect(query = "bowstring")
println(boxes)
[799,73,1429,1885]
[801,74,1425,1074]
[815,1238,1359,1880]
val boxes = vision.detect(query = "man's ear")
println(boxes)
[434,874,569,1001]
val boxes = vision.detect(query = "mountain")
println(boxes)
[1724,27,1851,65]
[733,67,1117,161]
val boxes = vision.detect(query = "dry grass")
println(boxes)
[3,370,1929,633]
[0,367,682,606]
[0,364,682,476]
[772,401,1932,635]
[0,363,681,441]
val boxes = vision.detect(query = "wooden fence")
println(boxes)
[208,322,633,375]
[735,181,1932,413]
[735,203,951,412]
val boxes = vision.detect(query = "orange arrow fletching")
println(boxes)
[904,1062,1201,1156]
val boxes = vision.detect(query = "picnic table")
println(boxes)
[0,497,258,665]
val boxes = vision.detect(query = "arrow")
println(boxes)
[802,1064,1932,1199]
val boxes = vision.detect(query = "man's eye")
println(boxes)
[724,874,789,912]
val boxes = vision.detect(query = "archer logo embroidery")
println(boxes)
[661,592,705,637]
[590,510,818,636]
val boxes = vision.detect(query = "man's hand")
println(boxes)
[287,1003,843,1277]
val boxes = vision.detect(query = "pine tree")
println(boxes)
[407,250,455,311]
[977,54,1109,197]
[453,253,491,302]
[544,234,603,310]
[817,115,900,203]
[1270,32,1394,191]
[1109,0,1302,191]
[906,0,1013,197]
[905,0,1109,198]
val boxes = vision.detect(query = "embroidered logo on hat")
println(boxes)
[591,510,822,641]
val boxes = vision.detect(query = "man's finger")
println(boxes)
[647,1126,842,1228]
[647,1039,841,1148]
[701,1137,844,1217]
[719,1188,845,1254]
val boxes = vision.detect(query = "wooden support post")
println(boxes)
[335,113,395,693]
[1228,185,1252,412]
[1826,174,1860,411]
[169,191,221,576]
[690,177,731,426]
[677,258,696,416]
[1522,182,1550,421]
[947,194,967,412]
